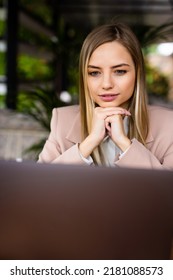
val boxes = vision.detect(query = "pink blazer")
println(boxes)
[38,105,173,169]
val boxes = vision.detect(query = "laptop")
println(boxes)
[0,160,173,260]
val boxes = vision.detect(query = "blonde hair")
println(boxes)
[79,22,149,165]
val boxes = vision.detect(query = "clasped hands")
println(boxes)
[79,106,132,159]
[90,106,132,152]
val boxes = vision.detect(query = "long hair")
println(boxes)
[79,22,149,165]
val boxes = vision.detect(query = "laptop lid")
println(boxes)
[0,160,173,260]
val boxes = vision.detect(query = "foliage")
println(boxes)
[20,0,53,26]
[0,95,5,108]
[145,62,169,98]
[0,51,5,75]
[17,87,66,130]
[141,21,173,48]
[17,87,66,158]
[0,20,5,37]
[19,25,53,49]
[134,22,173,98]
[18,54,53,80]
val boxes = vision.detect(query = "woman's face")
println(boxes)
[87,41,136,108]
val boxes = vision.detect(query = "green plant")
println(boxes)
[145,62,169,98]
[17,86,66,158]
[18,54,53,80]
[0,95,5,108]
[135,21,173,99]
[20,0,53,26]
[0,20,5,37]
[141,21,173,48]
[0,51,5,75]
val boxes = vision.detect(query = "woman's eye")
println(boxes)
[115,69,127,75]
[88,71,100,76]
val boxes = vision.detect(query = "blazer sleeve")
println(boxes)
[115,106,173,170]
[115,138,173,170]
[38,109,87,165]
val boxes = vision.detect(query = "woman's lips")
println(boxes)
[99,94,119,102]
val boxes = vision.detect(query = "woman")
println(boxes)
[38,22,173,169]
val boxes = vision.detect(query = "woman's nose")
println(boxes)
[102,74,114,90]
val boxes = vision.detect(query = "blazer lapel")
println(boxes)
[66,110,81,144]
[146,129,154,144]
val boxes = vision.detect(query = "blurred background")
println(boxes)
[0,0,173,161]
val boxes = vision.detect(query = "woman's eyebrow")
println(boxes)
[88,65,101,69]
[88,63,130,69]
[112,63,130,68]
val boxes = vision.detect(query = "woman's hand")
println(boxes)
[79,107,109,158]
[91,106,130,142]
[79,106,131,159]
[105,110,131,152]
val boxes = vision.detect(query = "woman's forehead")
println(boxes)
[88,41,134,66]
